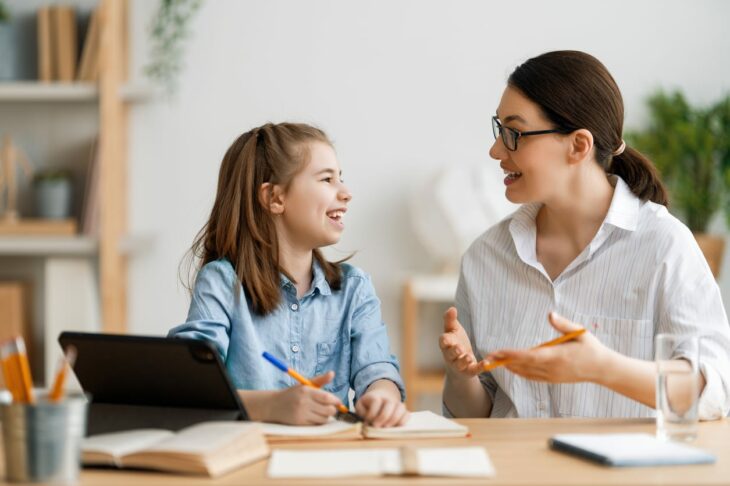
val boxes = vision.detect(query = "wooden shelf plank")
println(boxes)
[0,82,155,103]
[0,236,97,256]
[0,82,97,101]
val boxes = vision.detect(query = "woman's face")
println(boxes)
[489,86,569,204]
[277,141,352,250]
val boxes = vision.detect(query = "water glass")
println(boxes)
[655,334,701,442]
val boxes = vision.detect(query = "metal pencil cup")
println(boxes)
[1,392,87,483]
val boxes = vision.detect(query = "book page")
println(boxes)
[260,418,360,437]
[143,422,262,454]
[82,429,174,459]
[267,447,494,478]
[365,410,468,438]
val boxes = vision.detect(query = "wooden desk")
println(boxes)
[4,418,729,485]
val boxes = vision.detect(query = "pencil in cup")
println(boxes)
[49,346,77,402]
[482,328,587,372]
[261,351,357,418]
[0,337,35,404]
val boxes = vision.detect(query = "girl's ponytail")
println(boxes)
[611,146,669,206]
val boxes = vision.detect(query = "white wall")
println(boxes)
[127,0,730,361]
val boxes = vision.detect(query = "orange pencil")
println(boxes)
[49,345,77,402]
[0,337,35,404]
[483,328,586,372]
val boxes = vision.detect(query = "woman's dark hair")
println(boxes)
[508,50,668,206]
[182,122,347,315]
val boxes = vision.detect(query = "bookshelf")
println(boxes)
[401,274,458,410]
[0,0,140,383]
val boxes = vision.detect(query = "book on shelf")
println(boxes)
[52,5,78,82]
[262,410,469,441]
[36,5,79,82]
[77,7,100,82]
[80,137,99,236]
[36,6,54,82]
[81,422,269,477]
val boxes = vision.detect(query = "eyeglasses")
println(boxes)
[491,116,567,151]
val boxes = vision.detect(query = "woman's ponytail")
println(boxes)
[611,146,669,206]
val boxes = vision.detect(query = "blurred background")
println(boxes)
[1,0,729,411]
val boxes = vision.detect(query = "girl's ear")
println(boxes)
[567,128,594,165]
[258,182,285,214]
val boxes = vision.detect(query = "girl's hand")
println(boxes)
[439,307,486,379]
[356,380,409,428]
[485,312,610,383]
[267,371,343,425]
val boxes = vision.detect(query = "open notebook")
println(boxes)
[81,422,269,477]
[268,447,495,478]
[260,410,468,441]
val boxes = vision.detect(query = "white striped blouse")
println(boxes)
[449,176,730,420]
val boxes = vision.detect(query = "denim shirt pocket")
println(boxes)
[315,339,349,394]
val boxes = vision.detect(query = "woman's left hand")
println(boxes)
[484,312,612,383]
[356,380,409,427]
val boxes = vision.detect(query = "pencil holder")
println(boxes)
[0,390,87,484]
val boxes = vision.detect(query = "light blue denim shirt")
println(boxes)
[168,258,405,405]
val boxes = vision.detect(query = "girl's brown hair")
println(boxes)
[183,122,347,315]
[508,50,668,206]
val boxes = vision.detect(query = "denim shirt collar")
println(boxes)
[279,258,332,297]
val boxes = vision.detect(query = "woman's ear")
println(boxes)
[567,129,594,165]
[258,182,285,214]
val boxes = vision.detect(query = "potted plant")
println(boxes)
[627,90,730,278]
[33,169,73,220]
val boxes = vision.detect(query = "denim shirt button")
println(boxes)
[290,303,299,311]
[291,344,300,353]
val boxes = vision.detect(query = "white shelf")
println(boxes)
[0,82,157,103]
[407,274,459,301]
[0,236,98,256]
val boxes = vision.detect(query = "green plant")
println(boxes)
[0,0,10,22]
[144,0,203,93]
[33,169,71,183]
[627,91,730,232]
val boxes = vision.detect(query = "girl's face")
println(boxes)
[489,86,570,204]
[276,141,352,250]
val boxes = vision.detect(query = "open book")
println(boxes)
[268,447,495,478]
[261,410,468,441]
[82,422,269,477]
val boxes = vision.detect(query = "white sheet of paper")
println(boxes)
[366,410,468,437]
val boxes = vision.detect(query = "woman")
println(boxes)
[439,50,730,419]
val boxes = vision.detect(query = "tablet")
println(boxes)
[58,332,248,435]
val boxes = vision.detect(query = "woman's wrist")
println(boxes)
[586,345,619,386]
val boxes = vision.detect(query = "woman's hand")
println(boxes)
[356,380,409,428]
[266,371,343,425]
[439,307,485,380]
[485,312,611,383]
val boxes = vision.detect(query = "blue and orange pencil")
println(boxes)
[262,351,362,423]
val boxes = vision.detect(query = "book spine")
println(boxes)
[52,6,78,82]
[37,7,54,82]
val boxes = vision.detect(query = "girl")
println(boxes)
[170,122,408,427]
[440,51,730,419]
